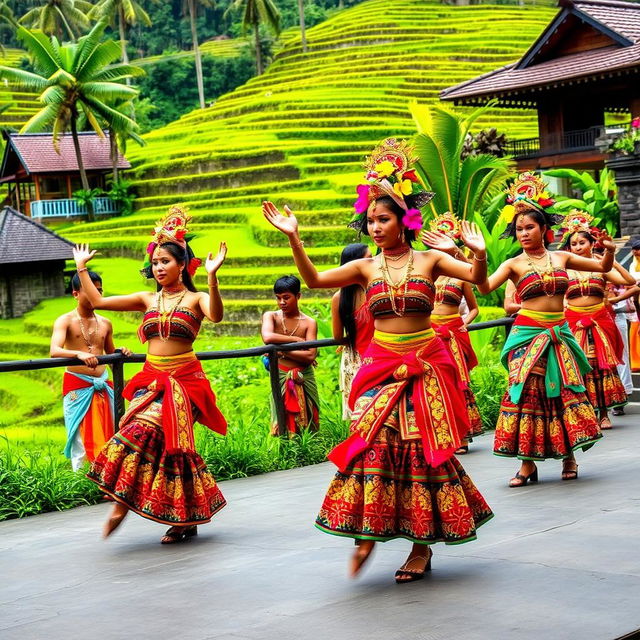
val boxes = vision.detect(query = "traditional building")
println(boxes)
[0,206,74,318]
[0,131,130,220]
[441,0,640,235]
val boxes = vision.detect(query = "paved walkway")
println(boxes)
[1,409,640,640]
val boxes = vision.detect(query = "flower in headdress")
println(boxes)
[633,117,640,129]
[354,184,371,213]
[393,178,413,197]
[403,208,423,230]
[430,212,461,239]
[374,160,395,179]
[403,169,419,183]
[501,204,516,224]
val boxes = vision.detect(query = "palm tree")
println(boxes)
[19,0,92,42]
[410,100,513,222]
[297,0,307,53]
[226,0,281,75]
[89,0,158,65]
[0,21,144,220]
[183,0,213,109]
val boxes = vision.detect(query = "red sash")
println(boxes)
[63,374,113,394]
[122,359,227,453]
[565,305,623,369]
[432,315,477,389]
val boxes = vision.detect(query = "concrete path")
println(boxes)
[1,409,640,640]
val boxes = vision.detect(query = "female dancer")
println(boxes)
[561,212,635,429]
[73,207,228,543]
[331,243,374,419]
[421,213,482,453]
[264,138,493,583]
[477,173,614,486]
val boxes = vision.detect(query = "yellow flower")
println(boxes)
[393,179,412,197]
[374,160,395,178]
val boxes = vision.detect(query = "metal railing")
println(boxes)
[30,197,120,219]
[0,317,513,437]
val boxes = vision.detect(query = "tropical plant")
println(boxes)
[462,127,508,159]
[89,0,158,65]
[544,167,619,236]
[73,186,103,211]
[182,0,214,109]
[410,100,513,223]
[106,177,136,215]
[18,0,92,42]
[607,117,640,156]
[226,0,281,74]
[0,21,144,221]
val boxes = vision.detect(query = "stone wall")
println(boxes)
[0,260,66,318]
[606,153,640,238]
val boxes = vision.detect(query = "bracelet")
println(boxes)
[208,278,219,288]
[473,253,487,262]
[77,267,88,273]
[289,239,305,249]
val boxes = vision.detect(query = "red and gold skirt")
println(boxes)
[88,352,226,526]
[316,329,493,545]
[495,347,601,461]
[432,313,483,438]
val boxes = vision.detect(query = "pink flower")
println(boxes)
[146,241,157,255]
[632,117,640,129]
[354,184,371,213]
[402,208,423,231]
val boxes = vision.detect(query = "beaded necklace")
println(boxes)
[76,311,99,352]
[525,250,557,297]
[280,310,302,336]
[379,249,414,316]
[157,288,188,342]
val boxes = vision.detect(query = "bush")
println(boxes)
[470,363,508,432]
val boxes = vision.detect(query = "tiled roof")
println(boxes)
[0,207,74,264]
[441,0,640,102]
[7,132,130,174]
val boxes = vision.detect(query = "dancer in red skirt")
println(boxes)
[73,207,228,543]
[421,212,483,453]
[264,138,493,583]
[560,211,636,429]
[477,174,614,486]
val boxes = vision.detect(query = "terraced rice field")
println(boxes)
[0,48,41,130]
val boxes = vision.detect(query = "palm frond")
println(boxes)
[73,20,110,74]
[79,100,104,135]
[80,81,138,101]
[15,27,61,76]
[19,103,59,133]
[90,63,145,82]
[76,39,122,81]
[458,154,512,219]
[0,66,48,91]
[81,94,138,131]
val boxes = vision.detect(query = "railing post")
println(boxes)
[268,346,287,437]
[111,349,126,433]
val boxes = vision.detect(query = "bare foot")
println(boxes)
[350,540,375,578]
[103,503,128,538]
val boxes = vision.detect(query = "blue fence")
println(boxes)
[30,197,120,219]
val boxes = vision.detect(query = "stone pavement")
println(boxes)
[1,408,639,640]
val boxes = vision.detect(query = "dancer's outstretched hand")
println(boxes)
[420,229,456,252]
[262,201,298,237]
[599,232,616,253]
[73,243,97,268]
[206,242,227,274]
[460,221,486,255]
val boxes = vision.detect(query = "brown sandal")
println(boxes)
[395,548,433,584]
[561,461,579,481]
[161,525,198,544]
[509,465,538,487]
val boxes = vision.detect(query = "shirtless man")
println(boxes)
[261,275,319,435]
[50,270,130,470]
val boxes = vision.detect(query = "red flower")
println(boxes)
[537,197,555,208]
[403,169,419,183]
[175,229,186,241]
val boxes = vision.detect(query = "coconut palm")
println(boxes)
[0,20,144,220]
[297,0,307,53]
[89,0,158,65]
[183,0,214,109]
[19,0,92,42]
[226,0,280,75]
[410,100,513,222]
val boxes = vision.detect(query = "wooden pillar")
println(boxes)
[629,98,640,119]
[66,175,72,199]
[33,175,40,201]
[15,180,20,213]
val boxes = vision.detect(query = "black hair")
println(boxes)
[141,241,198,292]
[72,270,102,292]
[561,230,596,251]
[274,275,301,295]
[356,195,417,244]
[631,239,640,251]
[338,243,370,350]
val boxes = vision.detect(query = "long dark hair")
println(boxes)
[561,230,595,251]
[356,195,417,244]
[338,243,369,349]
[141,241,198,292]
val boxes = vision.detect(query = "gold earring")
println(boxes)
[179,271,183,283]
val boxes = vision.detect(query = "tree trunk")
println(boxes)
[71,115,94,222]
[109,127,119,184]
[189,0,205,109]
[298,0,307,53]
[119,6,130,85]
[254,19,263,75]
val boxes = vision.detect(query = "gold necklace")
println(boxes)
[76,311,99,352]
[280,311,302,336]
[157,288,188,342]
[382,247,411,262]
[525,251,556,297]
[380,249,414,316]
[435,276,449,305]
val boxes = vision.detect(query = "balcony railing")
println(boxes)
[30,197,120,219]
[505,121,631,160]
